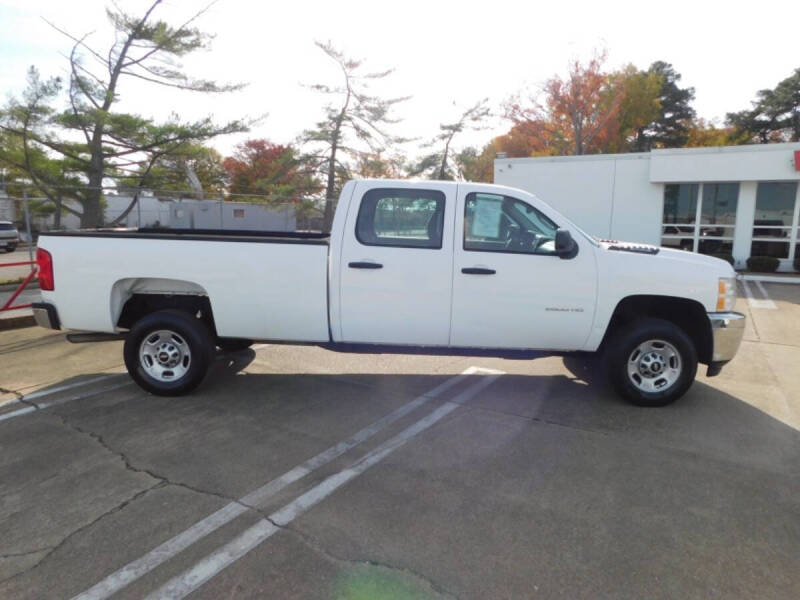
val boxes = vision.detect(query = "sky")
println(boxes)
[1,0,799,160]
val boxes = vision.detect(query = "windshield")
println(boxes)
[0,223,16,231]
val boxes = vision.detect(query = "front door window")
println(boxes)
[464,192,558,255]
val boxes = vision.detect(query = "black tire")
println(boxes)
[605,318,697,407]
[4,246,14,253]
[123,309,214,396]
[216,338,253,353]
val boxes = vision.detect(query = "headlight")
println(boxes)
[717,277,736,311]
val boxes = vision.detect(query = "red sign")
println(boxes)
[795,150,800,171]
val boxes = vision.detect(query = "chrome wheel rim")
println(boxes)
[627,339,682,393]
[139,329,191,382]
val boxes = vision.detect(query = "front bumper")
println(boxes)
[706,311,745,375]
[31,302,60,330]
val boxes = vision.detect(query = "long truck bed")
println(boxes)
[37,229,332,341]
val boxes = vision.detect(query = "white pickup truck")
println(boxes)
[32,179,745,406]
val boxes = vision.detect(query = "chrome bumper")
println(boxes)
[708,311,745,362]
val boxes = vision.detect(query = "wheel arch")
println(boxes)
[113,278,217,336]
[600,295,712,365]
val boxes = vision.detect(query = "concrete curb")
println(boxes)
[0,314,36,331]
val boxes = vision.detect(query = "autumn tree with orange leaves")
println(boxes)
[505,52,629,156]
[223,139,319,201]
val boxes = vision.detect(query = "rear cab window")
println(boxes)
[356,188,446,249]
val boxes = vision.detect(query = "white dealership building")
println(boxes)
[494,142,800,271]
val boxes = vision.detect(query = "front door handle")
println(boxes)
[349,261,383,269]
[461,267,496,275]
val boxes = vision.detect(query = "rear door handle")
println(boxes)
[461,267,496,275]
[349,261,383,269]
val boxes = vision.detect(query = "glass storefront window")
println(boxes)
[753,182,797,227]
[699,239,733,255]
[701,183,738,225]
[663,184,698,224]
[662,183,738,256]
[750,182,799,261]
[662,237,694,252]
[751,241,789,259]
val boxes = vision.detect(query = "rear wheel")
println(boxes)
[124,310,214,396]
[606,318,697,407]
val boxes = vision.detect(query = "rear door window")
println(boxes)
[356,188,446,249]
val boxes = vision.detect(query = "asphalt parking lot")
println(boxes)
[1,284,799,599]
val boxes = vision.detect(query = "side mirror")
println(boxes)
[555,228,578,259]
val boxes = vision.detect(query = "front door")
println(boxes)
[450,187,597,350]
[338,182,456,346]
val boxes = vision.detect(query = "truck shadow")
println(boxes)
[198,348,800,463]
[19,348,797,476]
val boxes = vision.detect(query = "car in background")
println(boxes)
[0,221,19,252]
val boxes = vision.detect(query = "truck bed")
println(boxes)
[37,230,332,341]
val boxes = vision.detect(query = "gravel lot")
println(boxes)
[1,284,798,599]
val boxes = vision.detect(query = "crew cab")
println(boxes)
[32,180,745,406]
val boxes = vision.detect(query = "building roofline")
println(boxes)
[495,152,650,164]
[495,141,800,165]
[651,141,800,156]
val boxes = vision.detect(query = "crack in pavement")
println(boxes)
[0,483,163,587]
[0,413,267,588]
[54,412,265,512]
[0,386,23,401]
[0,547,53,559]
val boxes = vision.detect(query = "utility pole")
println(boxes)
[23,189,33,267]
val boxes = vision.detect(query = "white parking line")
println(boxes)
[741,279,777,310]
[754,281,778,308]
[72,367,491,600]
[0,374,122,409]
[0,381,135,423]
[145,369,503,600]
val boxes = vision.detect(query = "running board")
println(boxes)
[66,332,128,344]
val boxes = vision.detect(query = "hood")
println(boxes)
[599,238,735,276]
[655,246,736,274]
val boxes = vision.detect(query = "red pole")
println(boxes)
[0,266,38,311]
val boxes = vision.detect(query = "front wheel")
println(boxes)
[123,310,214,396]
[605,318,697,407]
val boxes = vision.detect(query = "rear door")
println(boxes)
[338,182,455,345]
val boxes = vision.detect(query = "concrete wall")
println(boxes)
[169,200,295,231]
[650,144,800,183]
[494,153,662,245]
[494,142,800,270]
